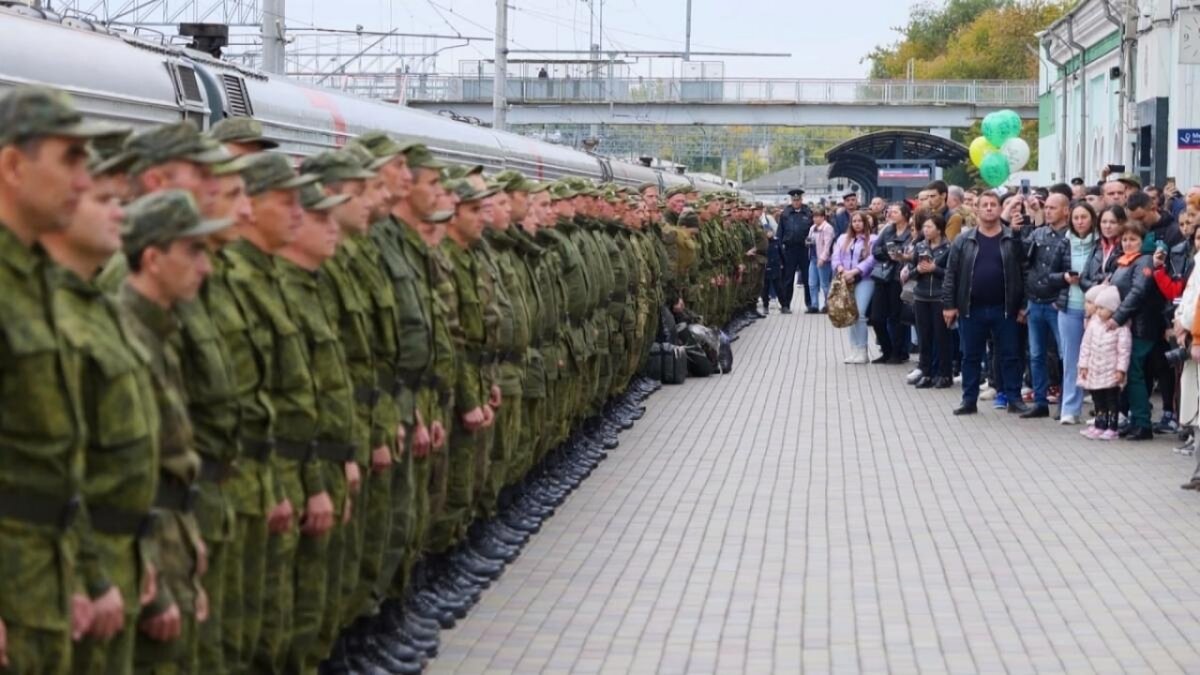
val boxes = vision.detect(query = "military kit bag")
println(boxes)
[827,275,859,328]
[644,342,689,385]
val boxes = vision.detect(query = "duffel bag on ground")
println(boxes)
[662,344,688,385]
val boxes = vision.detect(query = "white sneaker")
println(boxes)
[979,386,997,401]
[906,368,924,384]
[1059,414,1078,425]
[844,347,868,364]
[953,374,963,385]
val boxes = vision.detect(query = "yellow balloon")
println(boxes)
[969,136,997,168]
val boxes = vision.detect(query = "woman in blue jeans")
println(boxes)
[832,211,878,363]
[1052,202,1098,425]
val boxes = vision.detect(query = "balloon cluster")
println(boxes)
[969,110,1029,187]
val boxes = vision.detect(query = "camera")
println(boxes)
[1165,335,1192,368]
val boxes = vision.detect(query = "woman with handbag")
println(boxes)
[832,210,878,364]
[869,201,915,364]
[901,213,953,388]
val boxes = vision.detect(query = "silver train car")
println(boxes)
[0,3,741,196]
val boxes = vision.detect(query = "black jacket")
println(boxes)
[777,204,813,247]
[1023,224,1070,304]
[1080,240,1120,293]
[941,225,1025,317]
[1109,254,1164,340]
[1147,211,1183,248]
[764,237,783,278]
[871,223,915,283]
[1167,240,1195,283]
[904,238,950,303]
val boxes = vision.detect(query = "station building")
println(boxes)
[1037,0,1200,188]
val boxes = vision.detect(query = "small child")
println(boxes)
[1077,285,1131,440]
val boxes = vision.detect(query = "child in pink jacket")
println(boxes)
[1077,285,1132,440]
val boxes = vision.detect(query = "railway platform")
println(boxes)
[430,304,1200,674]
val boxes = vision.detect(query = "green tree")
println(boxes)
[867,0,1073,80]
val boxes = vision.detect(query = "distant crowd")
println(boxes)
[760,176,1200,465]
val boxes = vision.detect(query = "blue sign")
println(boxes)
[1180,129,1200,150]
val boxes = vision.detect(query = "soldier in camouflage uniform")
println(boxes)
[119,190,233,674]
[43,136,159,675]
[0,86,114,675]
[275,174,362,673]
[222,153,332,674]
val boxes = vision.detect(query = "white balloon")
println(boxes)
[1000,137,1030,173]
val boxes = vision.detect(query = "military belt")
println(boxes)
[240,436,275,462]
[276,437,356,464]
[89,503,154,537]
[354,385,381,407]
[0,489,81,530]
[197,459,234,484]
[153,476,197,513]
[392,371,437,398]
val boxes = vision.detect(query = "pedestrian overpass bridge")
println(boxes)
[392,76,1038,128]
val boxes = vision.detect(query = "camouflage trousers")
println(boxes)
[481,388,521,517]
[4,622,71,675]
[133,509,200,675]
[225,510,268,672]
[72,532,142,675]
[288,462,347,674]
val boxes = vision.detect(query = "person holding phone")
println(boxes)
[868,201,915,364]
[1021,193,1073,419]
[902,213,953,388]
[1051,202,1099,424]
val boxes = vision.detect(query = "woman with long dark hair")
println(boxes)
[868,201,914,364]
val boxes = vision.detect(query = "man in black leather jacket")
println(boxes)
[941,192,1029,416]
[1020,193,1071,418]
[776,189,813,314]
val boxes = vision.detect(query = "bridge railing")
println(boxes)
[364,75,1036,107]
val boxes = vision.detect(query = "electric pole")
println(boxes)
[262,0,286,74]
[684,0,692,61]
[494,0,508,131]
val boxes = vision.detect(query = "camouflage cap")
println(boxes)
[494,169,537,193]
[299,182,350,212]
[404,144,448,171]
[0,85,121,146]
[445,179,499,204]
[300,150,375,184]
[121,189,232,254]
[527,181,551,194]
[353,130,416,162]
[342,143,388,171]
[446,163,486,180]
[209,152,259,178]
[126,121,232,175]
[664,185,689,198]
[424,209,454,224]
[208,117,279,149]
[238,152,318,195]
[88,128,135,176]
[548,182,577,201]
[637,182,658,193]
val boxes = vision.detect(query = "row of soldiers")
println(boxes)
[0,84,766,675]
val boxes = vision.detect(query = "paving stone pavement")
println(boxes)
[430,307,1200,674]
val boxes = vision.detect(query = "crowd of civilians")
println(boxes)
[766,177,1200,484]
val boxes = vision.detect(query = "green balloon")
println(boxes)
[982,109,1021,147]
[979,151,1011,187]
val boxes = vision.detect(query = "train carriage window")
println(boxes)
[221,74,254,117]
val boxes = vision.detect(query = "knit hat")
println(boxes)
[1095,285,1121,313]
[1084,284,1105,305]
